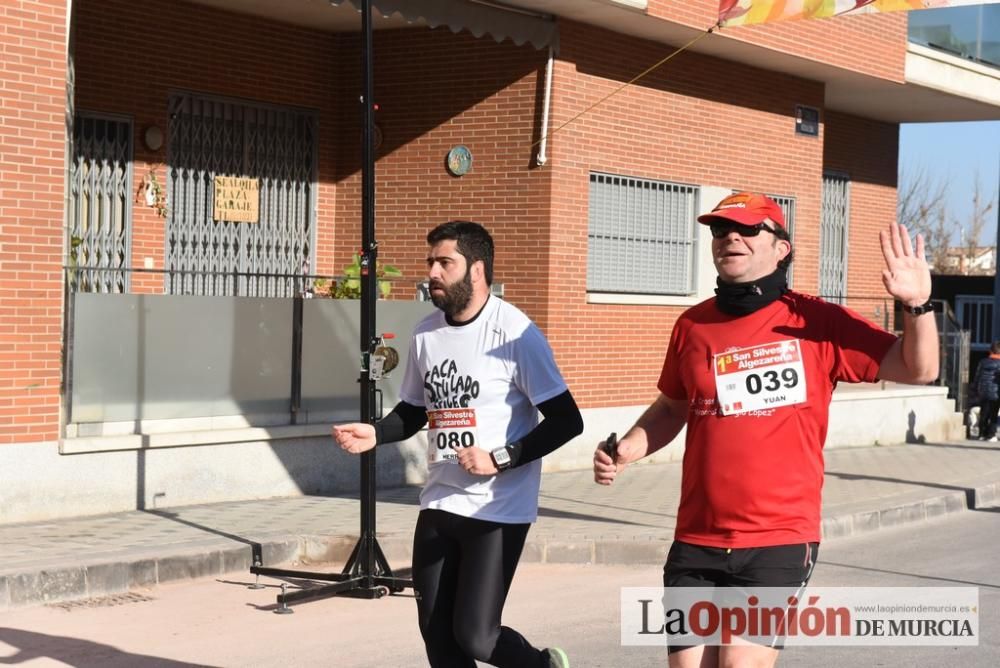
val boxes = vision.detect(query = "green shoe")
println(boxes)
[546,647,570,668]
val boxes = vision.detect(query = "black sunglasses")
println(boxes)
[708,221,781,239]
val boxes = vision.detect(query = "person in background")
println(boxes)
[973,340,1000,442]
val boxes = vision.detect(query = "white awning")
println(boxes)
[329,0,558,50]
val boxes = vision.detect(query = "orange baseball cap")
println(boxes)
[697,192,787,231]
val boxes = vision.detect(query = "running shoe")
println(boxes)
[546,647,570,668]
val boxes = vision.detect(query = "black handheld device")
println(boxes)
[602,432,618,460]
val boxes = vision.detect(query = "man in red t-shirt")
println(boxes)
[593,192,939,667]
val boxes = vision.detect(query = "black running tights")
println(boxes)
[411,509,548,668]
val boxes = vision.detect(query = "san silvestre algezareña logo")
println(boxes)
[620,587,978,647]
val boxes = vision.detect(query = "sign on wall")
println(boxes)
[214,176,260,223]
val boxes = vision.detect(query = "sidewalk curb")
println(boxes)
[820,482,999,541]
[522,481,1000,566]
[2,481,998,612]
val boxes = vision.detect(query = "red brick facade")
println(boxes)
[0,0,66,443]
[1,0,908,442]
[333,29,551,311]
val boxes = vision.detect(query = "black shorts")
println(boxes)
[662,540,819,652]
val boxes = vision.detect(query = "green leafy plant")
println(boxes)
[67,235,83,290]
[315,254,403,299]
[312,277,331,296]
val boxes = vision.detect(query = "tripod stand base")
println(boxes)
[250,534,413,610]
[250,567,414,606]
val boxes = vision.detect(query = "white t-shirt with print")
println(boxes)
[398,296,568,524]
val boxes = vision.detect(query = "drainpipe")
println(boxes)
[62,2,76,438]
[535,44,554,167]
[64,0,75,269]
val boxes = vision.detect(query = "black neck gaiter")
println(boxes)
[714,267,788,317]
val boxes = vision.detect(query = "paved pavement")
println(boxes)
[2,438,1000,611]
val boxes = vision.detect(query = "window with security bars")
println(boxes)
[956,296,994,351]
[588,173,698,295]
[820,173,850,304]
[69,113,133,293]
[166,93,317,297]
[768,194,796,288]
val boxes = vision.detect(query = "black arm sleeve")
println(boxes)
[373,400,428,446]
[506,389,584,469]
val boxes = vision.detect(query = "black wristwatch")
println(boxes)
[902,299,934,316]
[490,446,512,472]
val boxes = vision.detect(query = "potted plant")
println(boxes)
[314,254,402,299]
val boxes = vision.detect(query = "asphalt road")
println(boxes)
[0,505,997,667]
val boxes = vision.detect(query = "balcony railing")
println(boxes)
[909,5,1000,69]
[63,267,433,435]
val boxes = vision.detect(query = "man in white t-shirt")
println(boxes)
[334,221,582,668]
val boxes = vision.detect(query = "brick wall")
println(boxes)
[0,0,67,443]
[332,29,551,315]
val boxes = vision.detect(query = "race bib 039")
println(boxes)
[713,340,807,416]
[426,408,479,464]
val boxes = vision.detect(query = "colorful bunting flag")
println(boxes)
[720,0,1000,27]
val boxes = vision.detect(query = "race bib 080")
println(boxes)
[713,340,807,416]
[426,408,479,464]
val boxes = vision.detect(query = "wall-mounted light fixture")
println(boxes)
[143,125,164,151]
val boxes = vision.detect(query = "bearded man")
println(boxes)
[335,221,581,668]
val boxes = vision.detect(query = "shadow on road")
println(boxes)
[0,627,215,667]
[820,561,1000,590]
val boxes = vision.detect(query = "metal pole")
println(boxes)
[289,295,303,425]
[359,0,378,591]
[250,0,412,605]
